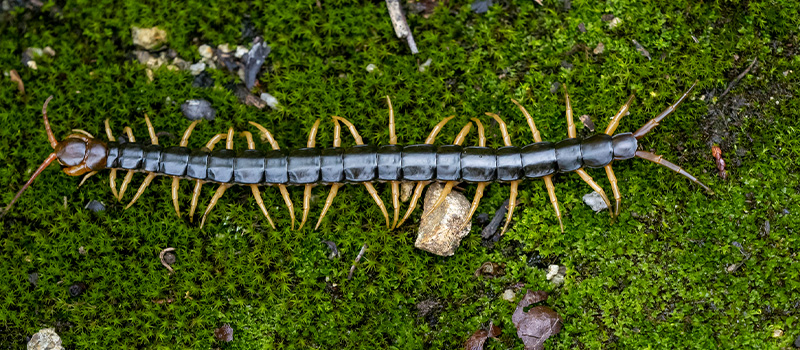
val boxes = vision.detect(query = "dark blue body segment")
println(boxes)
[377,145,402,181]
[401,144,436,181]
[460,147,496,182]
[580,134,613,168]
[119,142,144,170]
[287,148,321,184]
[612,133,637,160]
[554,138,583,172]
[320,148,344,183]
[142,145,162,172]
[207,149,235,183]
[159,146,190,176]
[234,149,266,184]
[186,148,209,179]
[520,142,556,178]
[106,142,120,168]
[343,145,377,182]
[436,145,462,181]
[264,150,288,184]
[496,146,522,181]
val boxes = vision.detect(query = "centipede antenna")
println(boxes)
[511,99,564,232]
[633,80,698,139]
[42,95,58,149]
[635,150,713,193]
[0,153,58,219]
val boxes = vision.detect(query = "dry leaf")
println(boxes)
[464,322,502,350]
[512,290,563,350]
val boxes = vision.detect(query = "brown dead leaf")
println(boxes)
[9,69,24,94]
[512,290,563,350]
[464,322,502,350]
[474,262,504,278]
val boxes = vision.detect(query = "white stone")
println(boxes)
[217,43,232,53]
[131,26,168,50]
[366,63,377,73]
[418,58,432,72]
[198,44,214,59]
[189,62,206,75]
[608,17,622,29]
[415,183,471,256]
[235,45,248,58]
[582,192,608,212]
[501,289,516,302]
[27,328,64,350]
[260,93,280,110]
[26,60,38,70]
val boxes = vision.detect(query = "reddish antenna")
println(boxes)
[1,96,60,218]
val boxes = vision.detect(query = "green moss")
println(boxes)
[1,0,799,348]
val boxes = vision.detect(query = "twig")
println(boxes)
[720,58,757,99]
[347,243,368,280]
[9,70,24,94]
[385,0,419,54]
[159,247,176,273]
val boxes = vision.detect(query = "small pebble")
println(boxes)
[608,17,622,29]
[28,272,38,287]
[181,99,216,121]
[192,71,215,88]
[131,26,168,50]
[259,92,280,110]
[418,58,432,72]
[593,42,605,54]
[217,43,232,53]
[582,192,608,212]
[501,289,516,302]
[560,60,574,69]
[26,60,38,70]
[772,329,783,338]
[793,334,800,347]
[27,328,63,350]
[214,324,234,342]
[577,23,586,33]
[366,63,378,73]
[234,45,248,59]
[42,46,56,57]
[549,82,560,94]
[84,200,105,212]
[198,44,214,59]
[68,282,87,297]
[189,62,206,75]
[471,0,493,14]
[163,252,176,265]
[78,246,87,255]
[171,57,190,70]
[546,264,567,286]
[601,14,615,21]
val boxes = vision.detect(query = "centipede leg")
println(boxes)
[249,121,295,229]
[604,165,621,216]
[575,168,613,215]
[171,177,181,217]
[397,181,429,227]
[315,183,340,230]
[240,131,275,229]
[635,150,713,193]
[117,126,137,201]
[189,180,203,222]
[200,184,230,229]
[199,128,235,228]
[104,119,119,199]
[604,95,636,135]
[457,182,487,233]
[298,119,322,230]
[333,116,391,228]
[564,84,576,138]
[501,180,520,235]
[125,173,156,209]
[78,171,98,188]
[387,96,401,229]
[316,119,342,230]
[124,116,160,209]
[424,122,473,217]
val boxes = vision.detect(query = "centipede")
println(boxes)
[1,81,712,233]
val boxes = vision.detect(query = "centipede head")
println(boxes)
[1,96,108,218]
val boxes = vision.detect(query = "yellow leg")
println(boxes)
[104,119,119,198]
[605,165,621,216]
[144,114,158,145]
[604,95,636,135]
[511,98,564,232]
[564,84,576,138]
[78,171,98,188]
[397,181,429,227]
[171,177,181,217]
[249,121,295,229]
[299,119,322,230]
[423,122,473,217]
[279,185,295,230]
[387,97,400,229]
[251,185,276,229]
[125,172,157,209]
[575,168,613,215]
[458,182,487,232]
[501,180,520,235]
[118,127,137,201]
[200,184,230,229]
[189,180,203,222]
[315,183,340,230]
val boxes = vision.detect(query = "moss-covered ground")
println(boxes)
[1,0,799,348]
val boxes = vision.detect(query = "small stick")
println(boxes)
[385,0,418,54]
[347,243,368,280]
[159,247,176,273]
[720,58,757,99]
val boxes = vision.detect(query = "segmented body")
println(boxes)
[104,133,637,185]
[1,82,711,233]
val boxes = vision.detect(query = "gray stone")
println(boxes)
[582,191,608,212]
[415,183,471,256]
[181,99,216,121]
[27,328,63,350]
[131,26,168,50]
[259,92,280,110]
[189,62,206,75]
[242,38,271,89]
